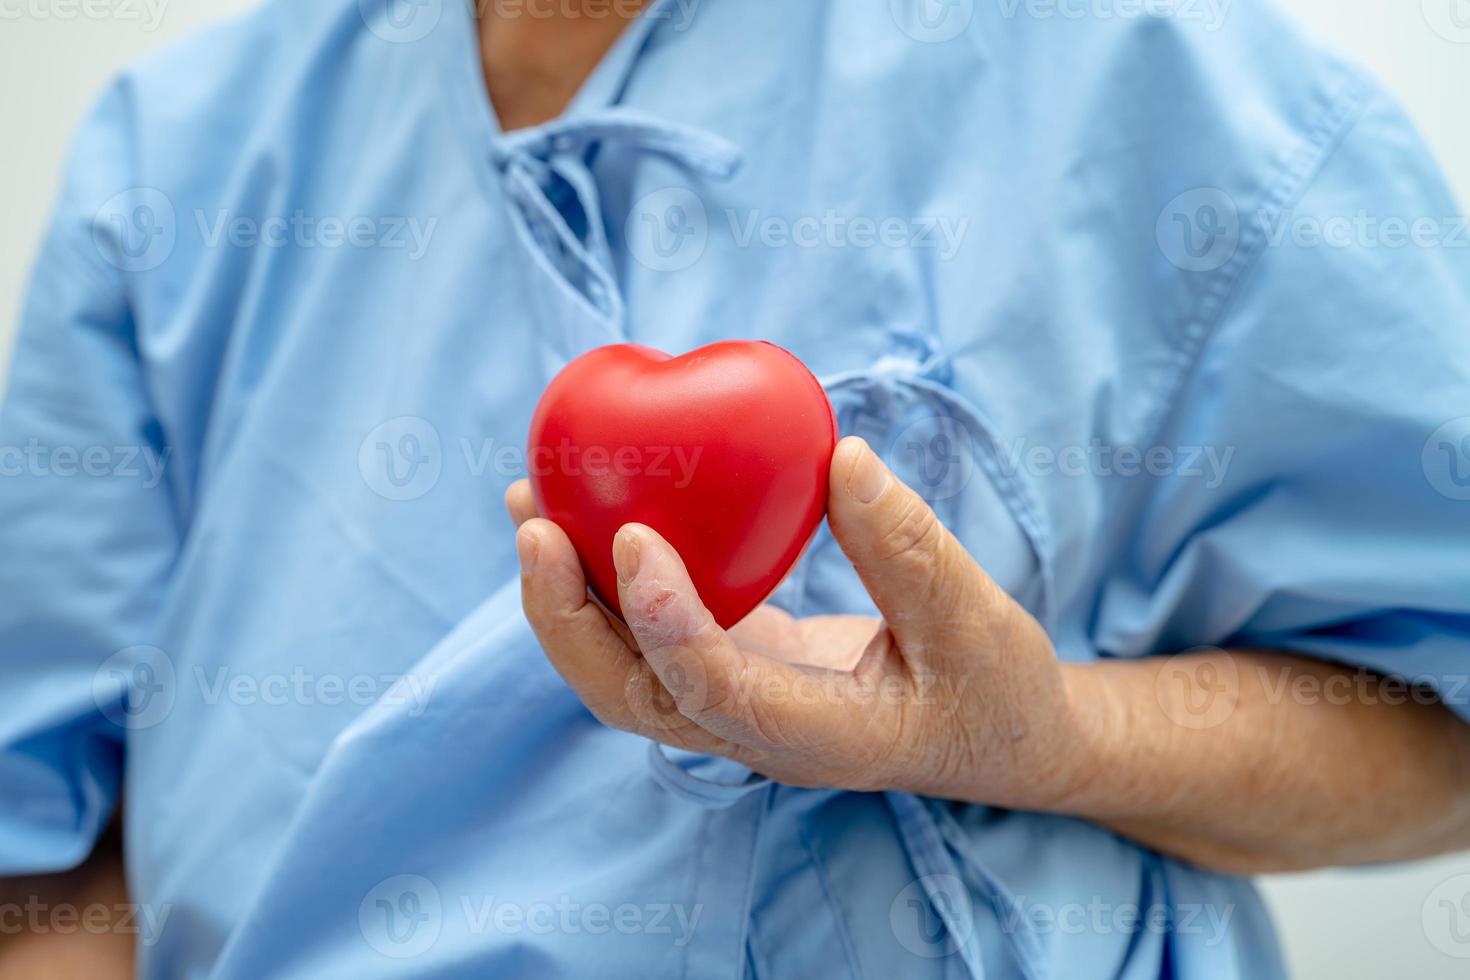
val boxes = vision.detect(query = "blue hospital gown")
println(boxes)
[2,0,1469,976]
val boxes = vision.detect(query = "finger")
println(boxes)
[516,519,745,756]
[508,483,636,647]
[824,437,993,661]
[612,522,872,753]
[505,480,538,527]
[518,518,636,707]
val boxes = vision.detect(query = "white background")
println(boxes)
[2,2,1469,977]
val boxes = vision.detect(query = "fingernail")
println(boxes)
[614,528,642,587]
[848,444,890,504]
[516,526,539,574]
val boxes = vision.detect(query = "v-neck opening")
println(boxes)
[435,0,680,171]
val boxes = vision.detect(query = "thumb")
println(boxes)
[826,437,991,659]
[612,523,800,747]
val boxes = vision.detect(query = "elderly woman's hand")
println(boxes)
[507,436,1094,810]
[511,436,1470,874]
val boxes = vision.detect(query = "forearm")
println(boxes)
[0,820,133,978]
[1050,650,1470,875]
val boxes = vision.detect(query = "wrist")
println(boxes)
[941,660,1130,815]
[1038,661,1131,817]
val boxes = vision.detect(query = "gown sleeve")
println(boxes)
[1095,86,1470,720]
[0,79,182,874]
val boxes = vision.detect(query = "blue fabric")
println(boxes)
[3,0,1468,976]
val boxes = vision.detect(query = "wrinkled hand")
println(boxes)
[508,437,1093,809]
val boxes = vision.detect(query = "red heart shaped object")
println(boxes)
[528,341,838,629]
